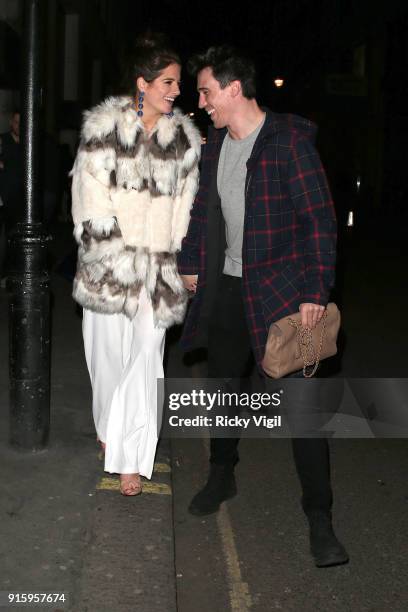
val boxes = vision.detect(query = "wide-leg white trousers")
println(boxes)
[82,288,165,479]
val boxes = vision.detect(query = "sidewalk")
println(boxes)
[0,224,176,612]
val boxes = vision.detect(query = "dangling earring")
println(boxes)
[166,110,174,118]
[137,91,144,117]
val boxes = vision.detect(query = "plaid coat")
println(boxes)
[177,109,337,369]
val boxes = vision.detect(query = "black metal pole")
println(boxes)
[8,0,50,450]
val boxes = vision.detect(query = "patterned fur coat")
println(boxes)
[71,96,201,328]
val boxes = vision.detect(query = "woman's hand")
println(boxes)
[181,274,198,293]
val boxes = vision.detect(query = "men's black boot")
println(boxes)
[188,464,237,516]
[307,510,349,567]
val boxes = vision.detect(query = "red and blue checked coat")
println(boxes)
[177,109,337,369]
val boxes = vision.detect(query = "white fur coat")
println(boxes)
[71,96,201,327]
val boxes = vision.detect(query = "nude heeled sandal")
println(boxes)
[119,474,142,496]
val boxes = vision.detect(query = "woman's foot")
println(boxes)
[120,473,142,496]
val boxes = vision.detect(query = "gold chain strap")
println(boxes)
[288,311,327,378]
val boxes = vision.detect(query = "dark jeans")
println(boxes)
[207,274,333,515]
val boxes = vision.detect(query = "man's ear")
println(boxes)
[229,80,242,98]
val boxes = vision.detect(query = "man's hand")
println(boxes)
[299,303,325,329]
[181,274,198,293]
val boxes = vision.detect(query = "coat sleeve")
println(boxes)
[170,162,200,252]
[70,144,125,255]
[287,136,337,305]
[70,144,136,310]
[170,118,202,253]
[71,147,115,227]
[176,175,206,275]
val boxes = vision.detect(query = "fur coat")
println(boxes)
[71,96,201,328]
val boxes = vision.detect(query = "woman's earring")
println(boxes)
[166,111,174,118]
[137,91,144,117]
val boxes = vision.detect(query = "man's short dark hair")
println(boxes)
[188,45,256,99]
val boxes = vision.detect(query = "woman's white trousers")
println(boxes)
[82,289,165,479]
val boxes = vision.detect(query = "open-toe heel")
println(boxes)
[120,474,142,496]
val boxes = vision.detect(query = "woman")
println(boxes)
[70,34,201,495]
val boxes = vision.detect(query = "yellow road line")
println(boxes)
[142,481,172,495]
[217,506,252,611]
[97,477,172,495]
[97,454,170,473]
[154,462,171,473]
[202,438,252,611]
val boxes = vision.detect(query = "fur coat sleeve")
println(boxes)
[71,149,115,226]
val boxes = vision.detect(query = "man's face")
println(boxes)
[10,113,20,138]
[197,67,232,129]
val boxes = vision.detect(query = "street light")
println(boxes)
[274,78,284,88]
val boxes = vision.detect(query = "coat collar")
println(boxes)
[81,95,185,150]
[205,107,317,157]
[114,97,182,150]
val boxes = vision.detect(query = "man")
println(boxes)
[0,110,22,282]
[177,46,349,568]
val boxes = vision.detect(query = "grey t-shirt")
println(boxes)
[217,116,265,277]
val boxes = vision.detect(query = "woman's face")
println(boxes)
[138,63,181,119]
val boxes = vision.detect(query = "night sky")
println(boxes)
[118,0,331,113]
[115,0,398,122]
